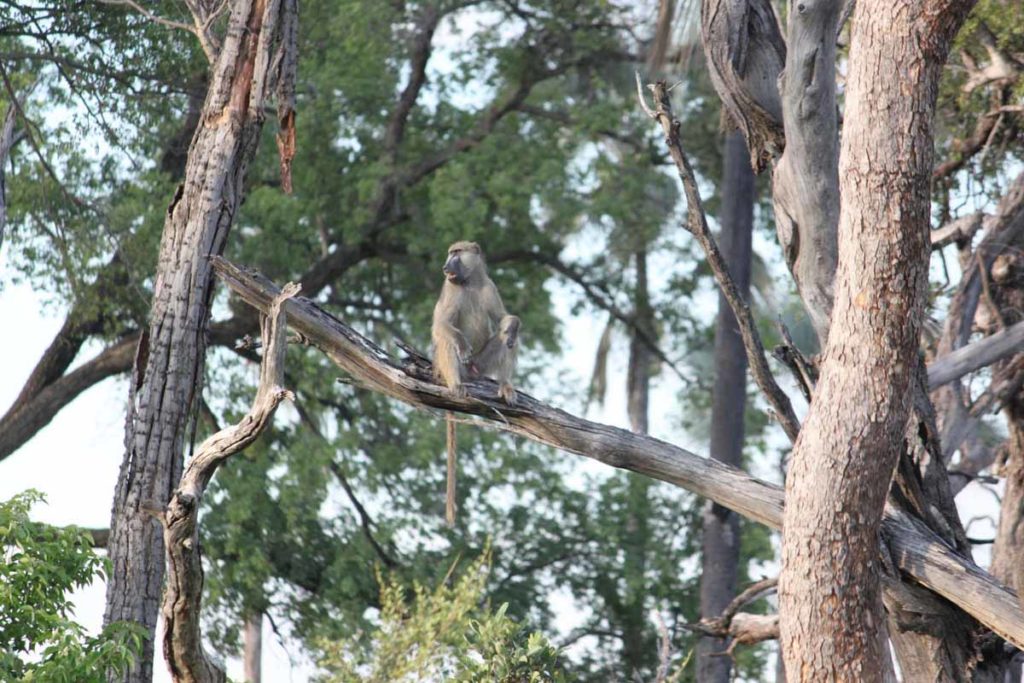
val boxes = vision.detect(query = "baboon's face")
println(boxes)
[443,241,482,285]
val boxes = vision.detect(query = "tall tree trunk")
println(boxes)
[622,246,654,676]
[697,130,754,683]
[778,2,974,680]
[103,1,297,681]
[243,613,263,683]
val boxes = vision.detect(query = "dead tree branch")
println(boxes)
[160,282,298,683]
[637,76,801,443]
[928,319,1024,389]
[687,577,780,654]
[931,212,985,250]
[211,255,1024,651]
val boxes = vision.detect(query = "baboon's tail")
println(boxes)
[446,412,457,526]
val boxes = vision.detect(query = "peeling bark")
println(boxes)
[700,0,839,343]
[699,0,785,171]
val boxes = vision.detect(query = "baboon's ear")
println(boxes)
[468,242,481,254]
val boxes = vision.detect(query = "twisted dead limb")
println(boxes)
[636,75,801,443]
[211,255,1024,651]
[160,283,298,683]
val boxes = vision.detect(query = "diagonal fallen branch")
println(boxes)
[210,255,1024,651]
[927,319,1024,390]
[160,282,298,683]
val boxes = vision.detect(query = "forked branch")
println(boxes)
[687,577,780,654]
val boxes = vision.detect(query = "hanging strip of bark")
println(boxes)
[161,284,297,683]
[700,0,838,343]
[699,0,786,172]
[210,256,1024,652]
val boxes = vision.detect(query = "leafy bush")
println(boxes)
[0,491,143,682]
[317,549,565,682]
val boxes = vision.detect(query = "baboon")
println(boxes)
[432,240,520,525]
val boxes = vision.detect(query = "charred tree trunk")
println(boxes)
[103,1,297,681]
[697,130,754,683]
[778,1,974,680]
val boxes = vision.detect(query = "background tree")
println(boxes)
[696,128,754,683]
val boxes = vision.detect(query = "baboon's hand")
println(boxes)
[504,317,520,349]
[498,383,516,405]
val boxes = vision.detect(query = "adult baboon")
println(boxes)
[432,241,520,524]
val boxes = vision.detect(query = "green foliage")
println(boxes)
[316,550,565,682]
[0,491,144,682]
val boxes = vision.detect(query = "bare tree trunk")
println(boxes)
[243,613,262,683]
[697,130,754,683]
[622,246,654,676]
[779,1,974,680]
[103,1,297,680]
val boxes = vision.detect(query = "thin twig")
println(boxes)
[637,75,801,443]
[98,0,198,36]
[0,62,91,212]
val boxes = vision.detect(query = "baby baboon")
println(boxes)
[432,240,520,525]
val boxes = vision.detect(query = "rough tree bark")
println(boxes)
[102,1,297,681]
[210,256,1024,654]
[697,130,753,683]
[778,1,975,680]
